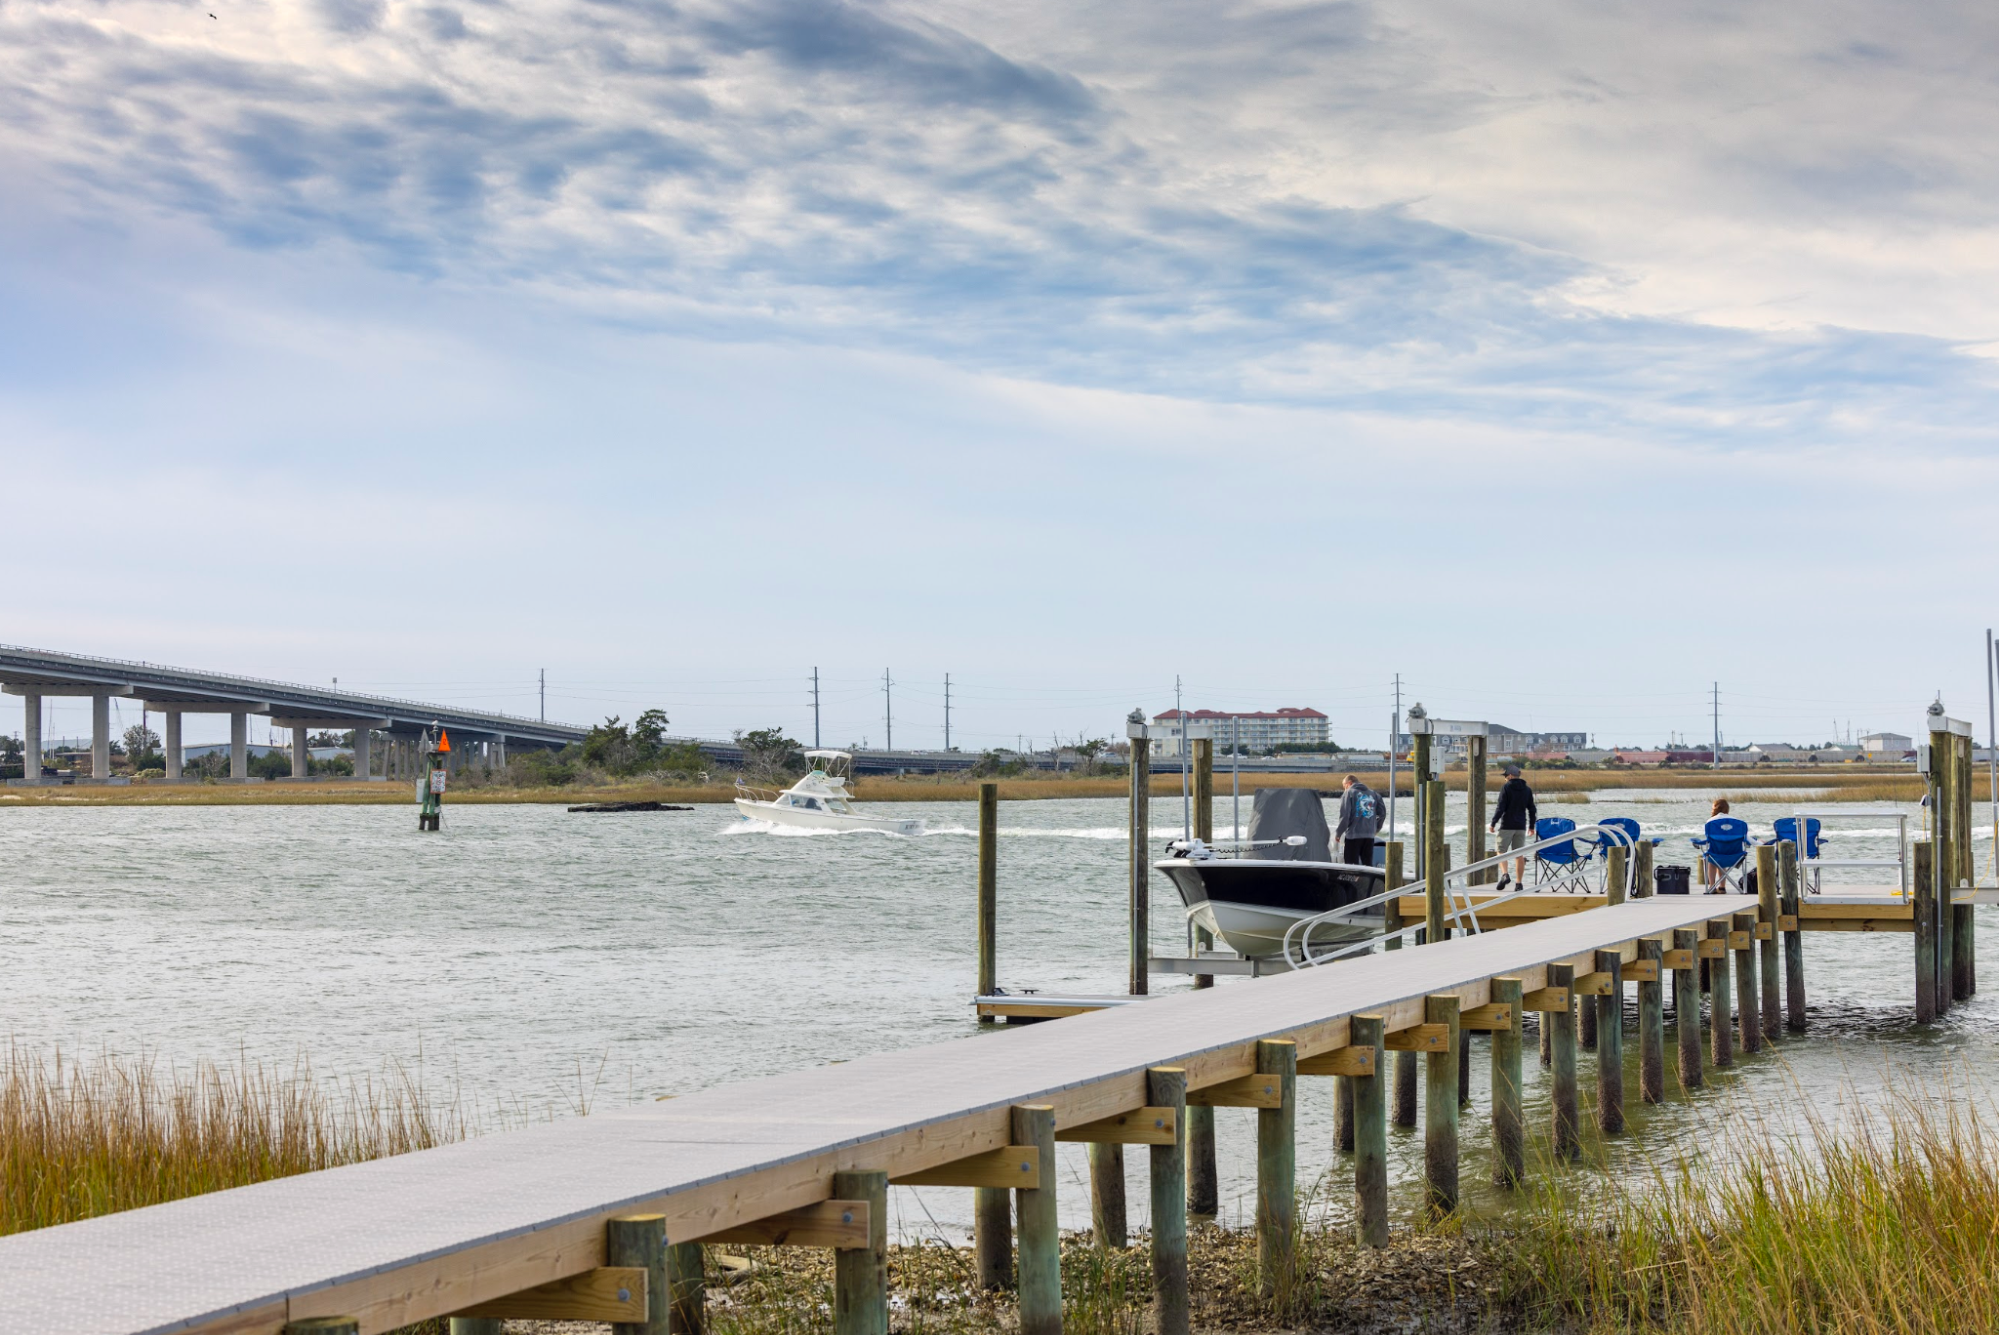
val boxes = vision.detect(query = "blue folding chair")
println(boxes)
[1585,816,1661,892]
[1769,816,1825,894]
[1691,817,1753,892]
[1534,816,1593,893]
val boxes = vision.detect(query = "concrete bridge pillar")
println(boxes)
[91,693,110,781]
[230,712,248,780]
[352,729,372,780]
[19,692,40,784]
[292,725,310,780]
[493,734,506,769]
[164,712,182,780]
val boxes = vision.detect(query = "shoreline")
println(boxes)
[0,767,1937,807]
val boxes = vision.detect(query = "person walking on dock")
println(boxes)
[1490,764,1538,889]
[1335,774,1385,867]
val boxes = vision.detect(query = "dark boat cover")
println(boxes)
[1246,788,1332,862]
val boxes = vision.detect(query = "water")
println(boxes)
[3,791,1995,1239]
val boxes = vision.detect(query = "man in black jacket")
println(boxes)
[1488,764,1537,889]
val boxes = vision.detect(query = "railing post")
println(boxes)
[606,1215,670,1336]
[1147,1067,1189,1334]
[1673,928,1703,1091]
[1088,1142,1126,1248]
[1779,839,1807,1031]
[1351,1015,1389,1246]
[1637,939,1665,1104]
[1424,995,1460,1216]
[1755,844,1781,1042]
[1490,978,1524,1188]
[1594,950,1624,1134]
[1257,1039,1298,1303]
[1013,1104,1062,1334]
[832,1171,888,1336]
[1707,919,1734,1068]
[1548,964,1580,1161]
[1732,910,1760,1055]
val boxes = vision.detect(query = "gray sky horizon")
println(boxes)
[6,1,1998,753]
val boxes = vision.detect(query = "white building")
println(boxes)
[1151,707,1329,758]
[1861,731,1914,758]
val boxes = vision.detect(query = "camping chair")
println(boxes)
[1691,817,1753,893]
[1533,817,1593,893]
[1585,816,1660,893]
[1769,816,1825,895]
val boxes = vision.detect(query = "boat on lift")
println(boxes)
[733,750,924,836]
[1155,788,1386,961]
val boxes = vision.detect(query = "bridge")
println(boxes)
[0,645,585,785]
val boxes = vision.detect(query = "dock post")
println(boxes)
[1594,950,1624,1134]
[606,1215,671,1336]
[1013,1104,1062,1335]
[1707,920,1734,1068]
[1424,995,1460,1216]
[1547,964,1579,1160]
[1256,1039,1297,1303]
[1732,911,1760,1055]
[1490,978,1524,1188]
[1128,727,1149,998]
[1634,840,1654,898]
[1637,939,1664,1105]
[1952,727,1977,999]
[1467,733,1489,883]
[1914,840,1936,1024]
[1088,1143,1127,1249]
[832,1170,889,1336]
[1755,845,1781,1042]
[1606,843,1629,906]
[1193,737,1213,841]
[1539,989,1552,1069]
[1579,969,1597,1052]
[665,1242,705,1335]
[1778,840,1806,1031]
[974,1185,1012,1290]
[1933,728,1957,1013]
[1351,1015,1388,1245]
[283,1320,358,1334]
[1335,1074,1354,1153]
[1423,778,1447,944]
[1147,1067,1189,1334]
[978,782,998,1023]
[1673,929,1702,1091]
[449,1320,501,1335]
[1384,842,1417,1127]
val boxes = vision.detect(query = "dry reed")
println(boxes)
[0,1046,463,1237]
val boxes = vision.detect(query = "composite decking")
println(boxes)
[0,894,1760,1334]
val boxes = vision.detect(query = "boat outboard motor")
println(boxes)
[1245,788,1332,862]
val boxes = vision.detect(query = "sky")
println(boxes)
[5,0,1999,752]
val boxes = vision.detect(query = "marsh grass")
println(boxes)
[1503,1067,1999,1333]
[0,1046,464,1237]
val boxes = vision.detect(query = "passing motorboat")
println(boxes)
[1155,788,1385,961]
[733,750,924,836]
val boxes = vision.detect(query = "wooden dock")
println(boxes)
[0,894,1768,1334]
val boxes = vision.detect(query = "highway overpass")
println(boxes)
[0,645,585,784]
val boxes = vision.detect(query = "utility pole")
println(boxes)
[944,672,952,751]
[812,667,821,749]
[539,669,545,722]
[1389,673,1403,846]
[883,668,893,752]
[1711,681,1720,771]
[1177,675,1190,840]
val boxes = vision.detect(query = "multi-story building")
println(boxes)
[1151,707,1329,757]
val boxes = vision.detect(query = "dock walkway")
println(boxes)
[0,895,1753,1334]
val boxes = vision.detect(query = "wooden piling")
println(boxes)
[1673,928,1702,1091]
[1088,1143,1127,1249]
[1490,978,1524,1188]
[1351,1015,1389,1246]
[1385,842,1418,1127]
[1606,844,1629,906]
[666,1242,705,1336]
[1637,938,1664,1104]
[449,1320,501,1335]
[1425,995,1461,1216]
[1539,992,1552,1068]
[1935,733,1957,1014]
[1707,920,1734,1069]
[605,1215,670,1336]
[1128,739,1149,998]
[1914,839,1936,1024]
[1755,844,1781,1043]
[1423,778,1447,945]
[977,782,998,1023]
[832,1171,888,1336]
[1256,1039,1297,1303]
[974,1183,1011,1290]
[1579,968,1597,1052]
[1594,950,1624,1134]
[283,1320,358,1334]
[1548,964,1580,1161]
[1147,1067,1189,1335]
[1732,911,1760,1055]
[1335,1075,1354,1153]
[1013,1104,1062,1335]
[1187,1103,1217,1217]
[1778,839,1806,1031]
[1467,734,1489,884]
[1634,840,1654,898]
[1951,727,1977,998]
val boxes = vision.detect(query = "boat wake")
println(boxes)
[720,819,917,839]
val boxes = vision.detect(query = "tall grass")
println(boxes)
[1504,1069,1999,1333]
[0,1046,463,1236]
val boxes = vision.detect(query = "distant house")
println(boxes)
[1614,750,1669,765]
[1861,731,1915,759]
[1152,707,1328,758]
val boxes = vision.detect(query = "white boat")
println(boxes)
[733,750,924,836]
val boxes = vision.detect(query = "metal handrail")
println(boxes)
[1284,823,1642,969]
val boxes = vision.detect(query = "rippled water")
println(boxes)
[4,790,1995,1238]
